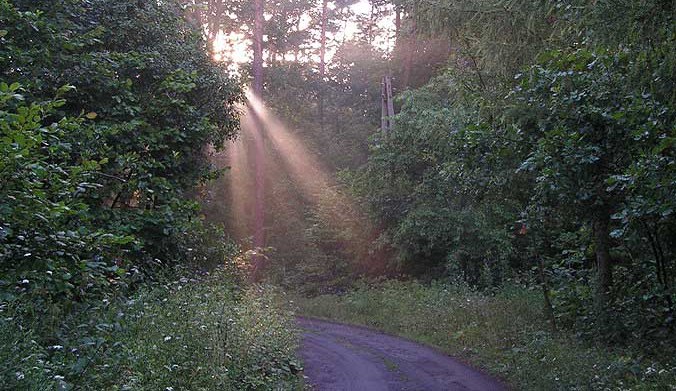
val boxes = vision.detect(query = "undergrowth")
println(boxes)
[0,268,302,390]
[296,280,676,390]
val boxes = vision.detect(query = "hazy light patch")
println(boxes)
[214,91,386,273]
[246,91,332,200]
[346,0,395,52]
[210,0,394,67]
[222,103,297,246]
[212,30,250,74]
[225,133,252,242]
[245,92,380,261]
[351,0,372,15]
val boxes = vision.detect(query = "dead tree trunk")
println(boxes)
[381,75,394,134]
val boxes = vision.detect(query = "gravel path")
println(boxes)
[298,317,507,391]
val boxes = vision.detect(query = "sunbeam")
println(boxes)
[246,91,334,199]
[241,91,386,273]
[225,130,251,243]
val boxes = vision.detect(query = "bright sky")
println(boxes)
[212,0,394,69]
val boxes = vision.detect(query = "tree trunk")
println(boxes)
[206,0,224,57]
[252,0,264,97]
[395,6,401,42]
[592,210,614,337]
[319,0,328,79]
[385,75,394,126]
[318,0,328,131]
[250,0,266,281]
[593,212,613,295]
[402,19,417,88]
[367,4,375,45]
[381,77,387,133]
[538,257,557,333]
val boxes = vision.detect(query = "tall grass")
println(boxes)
[1,268,302,390]
[297,280,676,390]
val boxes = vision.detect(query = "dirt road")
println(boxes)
[298,317,507,391]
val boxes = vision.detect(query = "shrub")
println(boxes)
[1,268,302,390]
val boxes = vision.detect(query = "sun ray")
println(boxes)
[225,134,251,243]
[243,91,385,272]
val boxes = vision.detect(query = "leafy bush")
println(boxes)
[512,47,675,341]
[349,1,675,348]
[1,268,302,390]
[0,1,284,389]
[1,0,241,278]
[0,84,134,325]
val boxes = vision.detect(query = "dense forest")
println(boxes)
[1,0,674,390]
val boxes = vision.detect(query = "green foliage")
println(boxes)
[511,47,675,340]
[1,269,302,390]
[514,48,672,216]
[297,280,676,390]
[351,71,528,281]
[116,277,301,390]
[1,0,242,272]
[348,0,675,350]
[0,1,292,389]
[0,0,242,302]
[0,85,133,322]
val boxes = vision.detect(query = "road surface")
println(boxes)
[298,317,507,391]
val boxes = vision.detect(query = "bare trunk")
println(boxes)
[395,8,401,41]
[251,0,266,281]
[252,0,264,97]
[381,76,394,134]
[319,0,328,131]
[402,20,417,88]
[319,0,328,79]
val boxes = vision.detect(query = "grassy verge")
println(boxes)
[296,280,675,390]
[1,268,302,390]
